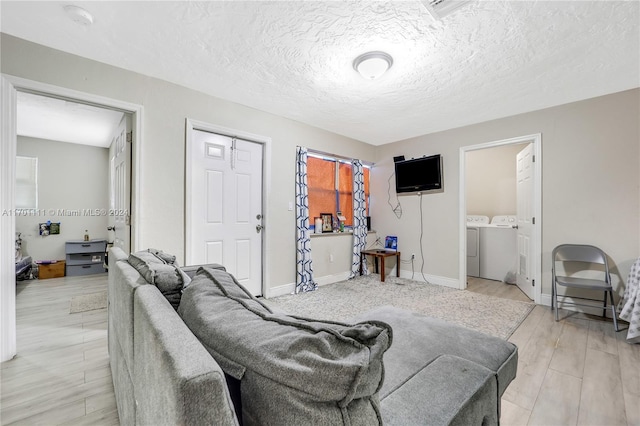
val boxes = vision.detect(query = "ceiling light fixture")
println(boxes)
[64,5,94,26]
[353,51,393,80]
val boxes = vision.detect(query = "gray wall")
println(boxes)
[371,89,640,298]
[465,143,525,219]
[2,34,376,292]
[16,136,109,261]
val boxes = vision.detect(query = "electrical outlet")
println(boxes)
[329,253,334,262]
[411,253,415,260]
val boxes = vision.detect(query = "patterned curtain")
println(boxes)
[350,159,368,278]
[295,147,317,293]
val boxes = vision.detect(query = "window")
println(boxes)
[307,153,370,228]
[15,156,38,210]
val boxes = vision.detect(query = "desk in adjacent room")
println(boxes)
[359,249,401,282]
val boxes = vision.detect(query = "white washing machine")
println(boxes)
[466,215,489,277]
[479,215,518,282]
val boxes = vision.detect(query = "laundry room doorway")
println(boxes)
[459,134,542,304]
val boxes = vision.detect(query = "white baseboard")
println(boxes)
[264,282,295,299]
[315,271,352,287]
[264,271,353,299]
[399,269,461,289]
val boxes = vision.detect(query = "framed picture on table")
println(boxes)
[320,213,333,233]
[384,235,398,251]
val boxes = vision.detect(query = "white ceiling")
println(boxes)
[17,92,124,148]
[2,1,638,146]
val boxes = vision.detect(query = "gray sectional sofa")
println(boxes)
[108,247,518,425]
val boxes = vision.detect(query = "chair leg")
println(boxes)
[609,290,619,332]
[602,292,608,319]
[553,283,559,322]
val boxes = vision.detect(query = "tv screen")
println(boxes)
[395,154,443,193]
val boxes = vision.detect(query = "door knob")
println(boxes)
[256,224,264,233]
[107,226,115,231]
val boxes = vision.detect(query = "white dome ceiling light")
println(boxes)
[64,5,94,26]
[353,51,393,80]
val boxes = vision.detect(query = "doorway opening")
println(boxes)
[459,134,542,304]
[1,75,143,361]
[15,92,133,264]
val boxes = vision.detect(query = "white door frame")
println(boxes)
[185,118,272,296]
[0,74,144,361]
[458,133,543,304]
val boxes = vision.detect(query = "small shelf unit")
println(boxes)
[65,239,108,276]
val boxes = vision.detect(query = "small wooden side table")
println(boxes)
[360,249,401,283]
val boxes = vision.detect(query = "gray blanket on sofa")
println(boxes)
[178,267,393,425]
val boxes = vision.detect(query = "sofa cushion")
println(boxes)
[128,251,187,309]
[380,355,498,426]
[181,263,225,287]
[348,306,518,398]
[179,267,392,425]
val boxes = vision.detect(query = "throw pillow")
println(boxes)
[134,249,192,289]
[146,248,178,265]
[128,251,186,310]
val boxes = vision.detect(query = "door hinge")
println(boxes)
[125,214,131,226]
[126,132,133,143]
[532,154,535,163]
[532,279,535,287]
[532,217,535,225]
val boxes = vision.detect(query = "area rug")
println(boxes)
[264,275,535,340]
[70,291,107,313]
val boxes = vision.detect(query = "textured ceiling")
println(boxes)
[1,1,638,145]
[17,92,124,147]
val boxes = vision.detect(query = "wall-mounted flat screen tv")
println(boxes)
[395,154,443,194]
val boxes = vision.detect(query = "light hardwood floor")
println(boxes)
[2,274,638,425]
[467,277,639,426]
[1,274,117,426]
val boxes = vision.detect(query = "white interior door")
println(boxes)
[188,130,263,296]
[109,114,131,253]
[516,143,534,300]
